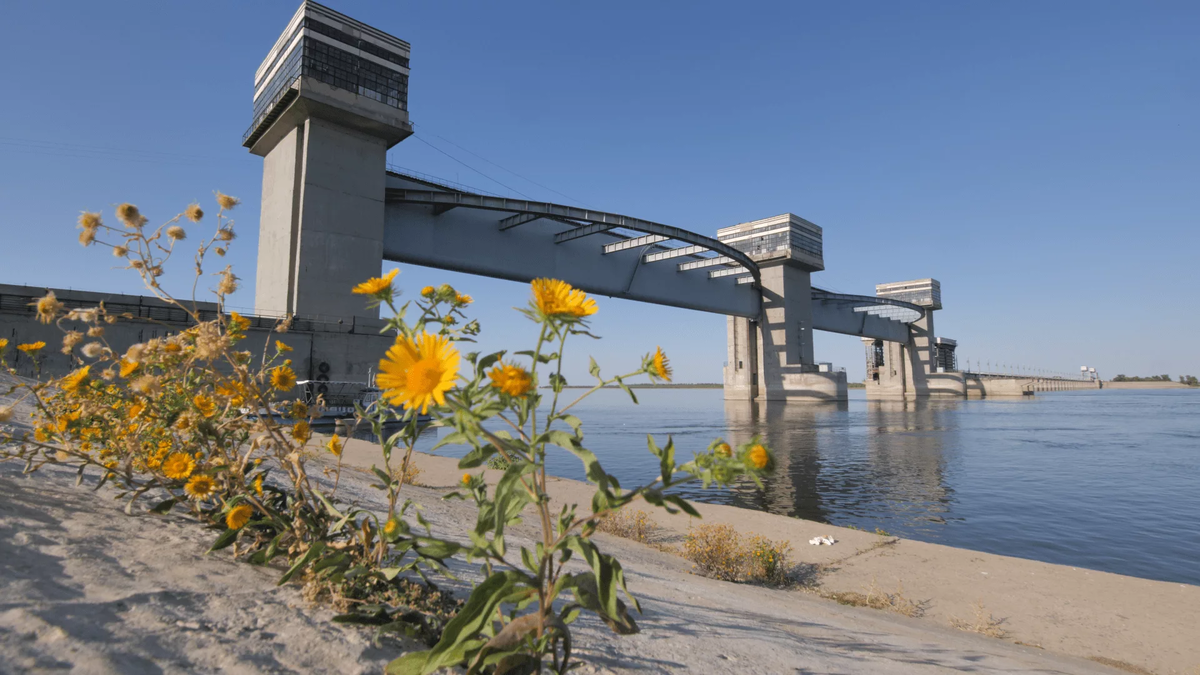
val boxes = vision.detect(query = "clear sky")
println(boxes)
[1,1,1197,383]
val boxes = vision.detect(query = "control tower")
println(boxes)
[720,215,847,401]
[244,1,412,320]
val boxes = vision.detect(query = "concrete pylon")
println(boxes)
[866,279,965,398]
[719,215,847,402]
[244,2,413,321]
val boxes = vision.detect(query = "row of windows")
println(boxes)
[720,221,820,243]
[303,17,409,69]
[726,229,822,258]
[251,47,305,128]
[303,40,408,109]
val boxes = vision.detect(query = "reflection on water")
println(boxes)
[417,388,1200,585]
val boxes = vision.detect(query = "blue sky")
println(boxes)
[1,1,1197,382]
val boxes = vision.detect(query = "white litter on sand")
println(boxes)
[809,535,837,546]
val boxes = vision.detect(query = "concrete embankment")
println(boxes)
[336,436,1200,675]
[1102,381,1193,389]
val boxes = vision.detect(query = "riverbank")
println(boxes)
[4,455,1176,675]
[334,437,1198,675]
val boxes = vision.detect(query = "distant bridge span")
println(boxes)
[383,171,920,344]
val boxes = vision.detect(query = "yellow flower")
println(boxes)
[270,365,297,391]
[216,192,240,210]
[119,359,139,377]
[352,268,399,298]
[163,341,181,353]
[326,433,344,457]
[17,341,46,354]
[184,474,216,500]
[34,292,63,324]
[289,400,308,419]
[747,444,770,470]
[291,420,311,444]
[421,286,435,298]
[488,362,533,397]
[275,340,292,353]
[651,347,672,382]
[162,452,195,480]
[377,332,460,414]
[60,366,90,394]
[455,293,472,305]
[383,518,400,537]
[34,426,51,442]
[193,393,216,418]
[253,474,264,496]
[460,473,471,486]
[530,278,598,318]
[228,312,250,332]
[126,402,145,419]
[226,504,253,530]
[715,442,732,458]
[0,338,7,350]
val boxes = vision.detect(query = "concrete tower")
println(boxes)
[720,215,845,401]
[244,1,412,320]
[865,279,961,398]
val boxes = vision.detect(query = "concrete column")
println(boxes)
[723,316,758,400]
[254,118,387,320]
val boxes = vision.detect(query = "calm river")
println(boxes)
[419,387,1199,585]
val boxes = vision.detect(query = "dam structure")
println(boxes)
[241,1,944,403]
[0,1,1095,401]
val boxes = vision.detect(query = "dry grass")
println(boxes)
[1086,657,1155,675]
[949,601,1009,639]
[681,524,794,586]
[823,578,926,618]
[392,461,423,487]
[596,508,657,543]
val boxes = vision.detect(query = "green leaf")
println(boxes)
[149,496,182,514]
[208,528,239,552]
[386,571,526,675]
[588,357,601,379]
[476,350,506,375]
[658,436,676,482]
[414,537,462,561]
[614,376,638,404]
[549,373,567,393]
[663,494,701,518]
[432,430,470,452]
[278,542,326,586]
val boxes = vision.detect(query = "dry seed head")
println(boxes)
[217,269,239,296]
[185,203,204,222]
[78,228,96,247]
[34,292,63,324]
[62,331,84,351]
[113,245,128,258]
[81,342,104,358]
[0,406,12,423]
[78,211,102,230]
[100,367,116,380]
[216,228,236,242]
[215,247,226,257]
[87,325,104,337]
[116,203,147,229]
[166,225,187,241]
[215,192,240,210]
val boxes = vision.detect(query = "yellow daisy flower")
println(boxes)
[420,286,435,298]
[184,474,216,500]
[455,293,472,305]
[715,442,732,458]
[253,474,264,496]
[460,473,471,486]
[228,312,251,332]
[351,268,399,297]
[530,279,597,318]
[651,347,672,382]
[275,340,292,353]
[377,332,460,414]
[747,444,771,470]
[60,366,90,394]
[291,420,311,444]
[17,341,46,354]
[383,518,400,537]
[326,433,343,457]
[193,393,217,418]
[488,362,533,397]
[226,504,254,530]
[0,338,8,350]
[162,452,195,480]
[270,365,296,391]
[119,359,139,377]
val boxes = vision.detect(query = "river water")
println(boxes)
[417,387,1199,585]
